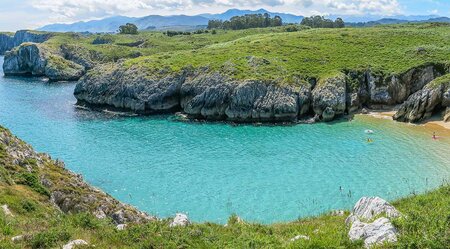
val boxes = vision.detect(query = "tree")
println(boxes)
[334,18,345,28]
[300,16,345,29]
[118,23,138,35]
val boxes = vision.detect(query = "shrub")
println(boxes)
[16,172,50,197]
[31,230,71,249]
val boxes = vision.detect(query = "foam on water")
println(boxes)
[1,56,449,223]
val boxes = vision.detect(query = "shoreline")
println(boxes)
[362,109,450,131]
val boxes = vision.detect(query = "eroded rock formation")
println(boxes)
[0,30,52,55]
[3,43,85,81]
[346,197,401,248]
[75,62,448,123]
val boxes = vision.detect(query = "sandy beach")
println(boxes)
[361,109,450,132]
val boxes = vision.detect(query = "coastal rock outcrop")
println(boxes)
[74,61,448,123]
[394,75,450,122]
[312,75,347,121]
[76,66,310,122]
[0,30,52,55]
[3,43,85,81]
[75,64,184,113]
[346,197,401,248]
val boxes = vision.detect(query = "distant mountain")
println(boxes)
[38,8,302,33]
[39,16,138,33]
[347,16,450,27]
[199,8,303,24]
[37,9,449,33]
[326,14,440,23]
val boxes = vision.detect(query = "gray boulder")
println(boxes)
[63,239,88,249]
[346,196,401,224]
[346,197,401,248]
[349,217,398,248]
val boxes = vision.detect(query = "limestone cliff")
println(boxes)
[394,75,450,122]
[75,62,448,123]
[3,43,85,81]
[0,30,51,55]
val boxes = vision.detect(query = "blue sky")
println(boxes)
[1,0,450,31]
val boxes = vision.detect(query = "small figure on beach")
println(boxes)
[432,132,437,140]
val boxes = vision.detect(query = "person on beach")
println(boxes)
[433,132,437,140]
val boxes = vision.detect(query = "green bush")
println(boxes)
[16,172,50,197]
[31,230,71,249]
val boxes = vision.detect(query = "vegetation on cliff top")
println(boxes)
[429,73,450,88]
[0,125,449,248]
[124,23,450,84]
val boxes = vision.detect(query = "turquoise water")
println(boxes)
[1,56,449,224]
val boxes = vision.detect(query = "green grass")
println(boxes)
[428,73,450,88]
[122,23,450,84]
[42,27,286,62]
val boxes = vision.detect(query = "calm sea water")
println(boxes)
[1,56,449,224]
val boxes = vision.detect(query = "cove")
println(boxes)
[0,56,449,224]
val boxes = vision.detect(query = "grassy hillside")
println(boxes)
[0,125,449,248]
[42,27,287,62]
[124,23,450,84]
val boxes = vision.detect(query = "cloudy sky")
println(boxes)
[1,0,449,31]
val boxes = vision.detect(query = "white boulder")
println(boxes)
[349,217,398,248]
[116,224,127,230]
[346,197,400,224]
[1,204,13,217]
[290,235,310,242]
[62,239,88,249]
[169,213,190,227]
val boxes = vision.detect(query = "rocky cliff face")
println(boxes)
[3,43,85,81]
[0,30,51,55]
[394,76,450,122]
[75,62,448,123]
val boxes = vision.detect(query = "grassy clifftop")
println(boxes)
[124,23,450,84]
[0,125,449,248]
